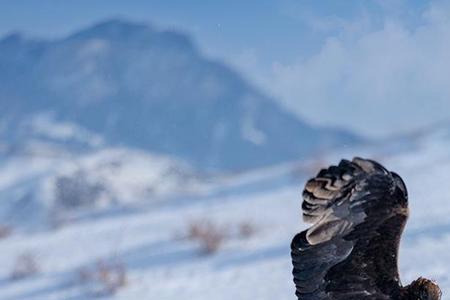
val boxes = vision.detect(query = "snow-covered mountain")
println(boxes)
[0,19,358,172]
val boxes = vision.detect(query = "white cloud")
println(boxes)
[252,2,450,137]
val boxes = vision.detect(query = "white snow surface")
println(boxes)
[0,131,450,299]
[0,147,204,230]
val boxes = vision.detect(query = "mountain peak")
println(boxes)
[93,18,150,31]
[0,19,359,172]
[67,18,154,41]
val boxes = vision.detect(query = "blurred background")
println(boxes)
[0,0,450,299]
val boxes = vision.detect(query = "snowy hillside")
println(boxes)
[0,147,204,231]
[0,128,449,299]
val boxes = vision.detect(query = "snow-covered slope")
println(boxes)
[0,147,204,231]
[0,128,449,299]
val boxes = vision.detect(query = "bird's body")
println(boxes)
[291,157,441,300]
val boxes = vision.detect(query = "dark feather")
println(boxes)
[291,157,409,299]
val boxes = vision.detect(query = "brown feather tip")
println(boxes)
[406,277,442,300]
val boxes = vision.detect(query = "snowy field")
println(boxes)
[1,130,450,299]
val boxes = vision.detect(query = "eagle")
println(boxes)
[291,157,442,300]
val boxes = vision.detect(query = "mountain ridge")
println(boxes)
[0,19,360,172]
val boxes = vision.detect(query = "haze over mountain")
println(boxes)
[0,19,358,171]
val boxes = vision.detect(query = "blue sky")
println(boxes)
[1,0,449,137]
[0,0,428,63]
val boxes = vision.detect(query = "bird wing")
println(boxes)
[291,158,409,300]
